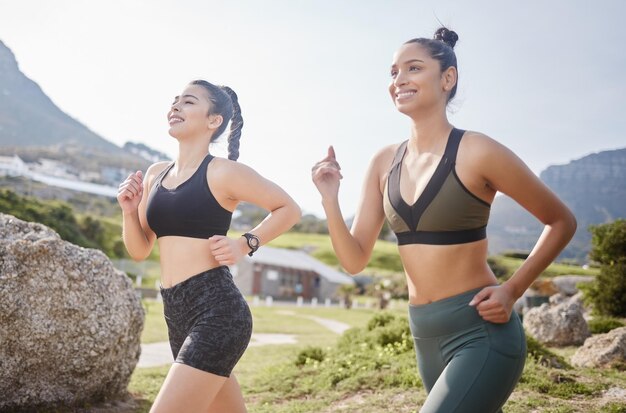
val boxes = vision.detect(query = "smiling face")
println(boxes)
[388,43,457,117]
[167,84,222,140]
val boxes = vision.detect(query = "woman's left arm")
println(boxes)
[469,134,577,322]
[207,160,302,266]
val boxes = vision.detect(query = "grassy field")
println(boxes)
[128,300,626,413]
[126,232,609,412]
[130,301,393,412]
[491,255,600,278]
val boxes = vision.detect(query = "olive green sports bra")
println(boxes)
[383,128,491,245]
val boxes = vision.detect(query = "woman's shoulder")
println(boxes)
[369,141,406,171]
[206,156,257,180]
[460,130,513,158]
[459,130,525,174]
[461,129,497,146]
[145,161,172,178]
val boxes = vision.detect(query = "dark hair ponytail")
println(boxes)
[219,86,243,162]
[190,80,244,161]
[404,26,459,103]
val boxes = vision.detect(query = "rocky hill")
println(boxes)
[488,147,626,261]
[0,40,159,179]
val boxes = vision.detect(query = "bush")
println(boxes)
[295,346,325,367]
[502,250,530,260]
[0,189,126,259]
[487,257,510,278]
[366,312,396,330]
[286,312,420,392]
[580,259,626,317]
[587,316,625,334]
[589,219,626,265]
[581,220,626,317]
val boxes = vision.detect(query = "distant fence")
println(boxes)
[111,258,160,286]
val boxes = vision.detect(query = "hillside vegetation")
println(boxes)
[1,188,598,283]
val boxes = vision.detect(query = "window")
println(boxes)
[266,269,279,281]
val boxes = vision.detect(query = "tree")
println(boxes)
[581,219,626,317]
[337,284,356,309]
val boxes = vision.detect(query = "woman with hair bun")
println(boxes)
[312,27,576,412]
[118,80,301,412]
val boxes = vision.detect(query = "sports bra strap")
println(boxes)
[156,162,175,182]
[443,128,464,163]
[391,140,409,168]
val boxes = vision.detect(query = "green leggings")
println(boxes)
[409,286,526,413]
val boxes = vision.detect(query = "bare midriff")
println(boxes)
[399,238,497,305]
[157,237,222,288]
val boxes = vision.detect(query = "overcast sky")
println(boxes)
[1,0,624,217]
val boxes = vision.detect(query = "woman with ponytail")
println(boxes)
[312,27,576,412]
[118,80,300,412]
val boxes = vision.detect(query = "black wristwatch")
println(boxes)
[242,233,260,256]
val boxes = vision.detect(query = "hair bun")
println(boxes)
[434,27,459,48]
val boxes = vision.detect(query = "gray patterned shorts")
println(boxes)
[160,266,253,377]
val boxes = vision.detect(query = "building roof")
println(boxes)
[246,246,354,285]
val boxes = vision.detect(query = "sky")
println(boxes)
[0,0,624,217]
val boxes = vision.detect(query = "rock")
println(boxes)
[523,301,590,347]
[571,327,626,369]
[568,292,586,309]
[549,292,586,309]
[551,275,595,296]
[603,386,626,400]
[0,213,144,411]
[549,293,568,305]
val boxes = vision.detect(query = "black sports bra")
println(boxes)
[146,154,232,239]
[383,128,491,245]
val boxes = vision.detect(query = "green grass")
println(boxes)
[229,230,403,273]
[140,300,168,344]
[254,231,599,277]
[128,231,611,413]
[131,302,383,412]
[128,365,167,412]
[130,303,626,412]
[491,255,599,279]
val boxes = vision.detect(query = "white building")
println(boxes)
[0,155,27,176]
[231,246,355,301]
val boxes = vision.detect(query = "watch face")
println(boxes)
[246,234,259,249]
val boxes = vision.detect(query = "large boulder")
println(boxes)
[571,327,626,368]
[549,291,586,309]
[0,213,144,411]
[523,301,590,347]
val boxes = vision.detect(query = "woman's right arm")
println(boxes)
[117,163,163,261]
[312,146,387,274]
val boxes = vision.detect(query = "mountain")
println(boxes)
[0,40,156,178]
[488,147,626,262]
[123,142,170,163]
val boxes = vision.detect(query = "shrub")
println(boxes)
[581,220,626,317]
[487,256,510,278]
[502,250,530,259]
[280,312,421,392]
[295,346,325,367]
[0,189,126,259]
[581,259,626,317]
[588,316,625,334]
[366,312,396,330]
[589,219,626,265]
